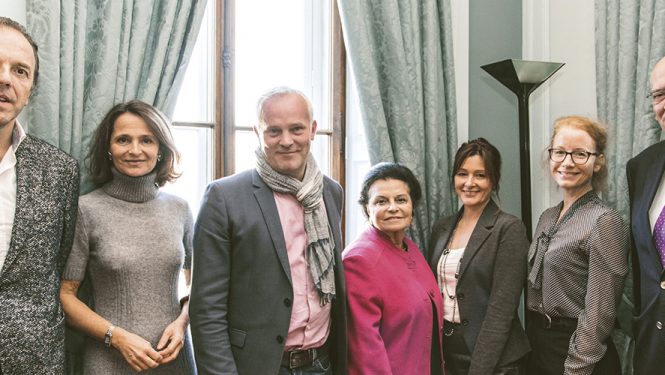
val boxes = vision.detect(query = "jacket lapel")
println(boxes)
[2,137,36,276]
[457,200,498,279]
[429,211,461,271]
[322,183,341,252]
[639,145,665,269]
[252,171,293,284]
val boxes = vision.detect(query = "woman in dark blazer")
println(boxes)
[429,138,530,375]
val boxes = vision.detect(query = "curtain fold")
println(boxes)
[26,0,207,193]
[338,0,458,250]
[595,1,665,373]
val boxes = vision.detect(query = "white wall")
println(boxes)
[0,0,27,24]
[523,0,596,226]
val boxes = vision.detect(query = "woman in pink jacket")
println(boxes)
[343,162,445,375]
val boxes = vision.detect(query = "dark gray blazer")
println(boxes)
[429,199,530,374]
[190,169,347,375]
[627,140,665,375]
[0,135,79,374]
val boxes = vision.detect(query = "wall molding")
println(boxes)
[523,0,556,229]
[451,0,469,147]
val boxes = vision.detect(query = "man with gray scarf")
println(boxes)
[190,87,347,375]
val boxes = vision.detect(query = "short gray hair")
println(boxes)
[256,86,314,126]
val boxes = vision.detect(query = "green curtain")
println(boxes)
[338,0,458,250]
[596,1,665,373]
[25,0,207,193]
[25,1,207,374]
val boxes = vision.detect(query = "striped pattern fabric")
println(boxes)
[527,191,629,374]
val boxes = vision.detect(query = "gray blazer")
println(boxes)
[190,169,347,375]
[0,135,79,374]
[429,199,530,374]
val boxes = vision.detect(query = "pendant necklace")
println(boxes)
[439,225,463,336]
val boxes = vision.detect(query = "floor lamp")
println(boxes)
[480,59,564,239]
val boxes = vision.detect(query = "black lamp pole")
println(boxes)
[480,59,564,239]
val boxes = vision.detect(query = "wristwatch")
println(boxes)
[104,325,115,348]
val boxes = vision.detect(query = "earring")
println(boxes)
[107,151,112,160]
[157,153,163,162]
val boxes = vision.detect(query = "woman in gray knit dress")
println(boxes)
[60,100,196,374]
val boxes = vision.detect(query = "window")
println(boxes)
[225,0,344,182]
[163,0,216,217]
[168,0,347,236]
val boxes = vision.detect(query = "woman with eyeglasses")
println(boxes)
[526,116,629,375]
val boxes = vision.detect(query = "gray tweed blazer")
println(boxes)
[0,135,79,374]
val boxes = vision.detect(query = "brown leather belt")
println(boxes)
[281,343,329,369]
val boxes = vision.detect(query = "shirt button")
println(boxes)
[462,319,469,326]
[660,281,665,290]
[657,321,663,330]
[284,298,292,307]
[457,293,465,301]
[276,335,284,343]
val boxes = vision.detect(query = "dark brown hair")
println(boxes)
[452,138,502,194]
[550,115,608,192]
[0,17,39,86]
[358,162,422,218]
[87,100,180,187]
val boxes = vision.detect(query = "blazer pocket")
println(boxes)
[229,328,247,348]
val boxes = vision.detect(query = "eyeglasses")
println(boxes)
[647,88,665,104]
[548,148,598,165]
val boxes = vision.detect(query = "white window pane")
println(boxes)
[172,0,214,123]
[235,131,260,173]
[345,68,370,245]
[162,126,212,218]
[311,134,331,177]
[234,0,330,131]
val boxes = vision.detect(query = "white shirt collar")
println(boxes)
[12,120,27,151]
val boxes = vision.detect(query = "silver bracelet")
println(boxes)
[104,325,115,348]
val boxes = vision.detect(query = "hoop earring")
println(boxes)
[107,151,112,160]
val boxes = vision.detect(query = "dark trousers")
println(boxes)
[442,320,524,375]
[526,311,620,375]
[443,320,471,375]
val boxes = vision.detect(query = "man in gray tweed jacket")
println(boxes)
[0,17,79,374]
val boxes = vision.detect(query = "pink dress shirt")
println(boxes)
[343,225,445,375]
[274,192,331,351]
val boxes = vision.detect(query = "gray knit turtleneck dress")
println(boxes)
[63,169,196,374]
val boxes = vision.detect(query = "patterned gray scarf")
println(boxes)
[255,148,336,305]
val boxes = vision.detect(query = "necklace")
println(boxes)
[438,226,463,336]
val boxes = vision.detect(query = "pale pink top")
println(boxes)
[437,247,464,323]
[274,192,331,351]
